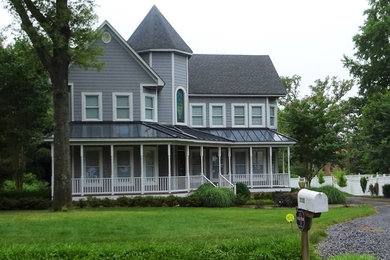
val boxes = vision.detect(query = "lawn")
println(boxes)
[0,206,375,259]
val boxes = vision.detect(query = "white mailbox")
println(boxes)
[298,189,328,213]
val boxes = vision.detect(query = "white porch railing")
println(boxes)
[71,173,289,196]
[219,174,236,194]
[232,173,289,188]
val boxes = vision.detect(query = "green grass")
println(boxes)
[0,206,375,259]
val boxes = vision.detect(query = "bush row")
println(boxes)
[0,189,51,210]
[75,194,202,208]
[383,184,390,198]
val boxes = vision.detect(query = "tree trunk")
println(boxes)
[50,59,72,211]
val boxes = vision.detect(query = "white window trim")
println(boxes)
[231,103,248,127]
[249,104,265,127]
[112,92,133,121]
[209,103,226,128]
[268,104,277,128]
[143,146,159,178]
[82,92,102,121]
[141,91,158,122]
[190,103,206,127]
[175,87,188,125]
[83,147,103,179]
[114,147,134,178]
[232,149,249,175]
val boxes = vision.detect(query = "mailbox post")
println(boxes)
[297,189,328,260]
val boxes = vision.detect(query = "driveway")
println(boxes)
[316,197,390,260]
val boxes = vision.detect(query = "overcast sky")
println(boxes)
[1,0,369,97]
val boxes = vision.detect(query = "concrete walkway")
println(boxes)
[317,197,390,260]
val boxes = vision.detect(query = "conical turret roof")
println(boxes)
[128,5,192,55]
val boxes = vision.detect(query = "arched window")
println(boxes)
[176,89,185,123]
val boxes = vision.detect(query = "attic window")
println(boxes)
[101,31,111,44]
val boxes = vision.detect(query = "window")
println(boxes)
[233,150,247,175]
[252,149,265,174]
[176,88,185,123]
[144,147,158,178]
[232,104,248,127]
[190,150,201,175]
[82,92,102,121]
[249,104,264,127]
[209,104,226,127]
[143,93,157,121]
[190,104,205,127]
[113,93,133,121]
[269,105,277,127]
[84,148,102,178]
[115,148,133,177]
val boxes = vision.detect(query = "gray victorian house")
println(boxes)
[48,6,295,199]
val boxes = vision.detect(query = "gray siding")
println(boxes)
[189,97,269,128]
[151,52,173,124]
[69,27,157,122]
[174,54,188,91]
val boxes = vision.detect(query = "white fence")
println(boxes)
[290,174,390,196]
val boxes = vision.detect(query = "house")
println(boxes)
[48,6,296,199]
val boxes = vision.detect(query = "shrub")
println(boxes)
[317,170,325,185]
[0,189,51,210]
[310,185,346,204]
[272,192,297,207]
[235,183,250,201]
[194,183,235,207]
[374,182,379,196]
[382,184,390,198]
[368,183,379,196]
[360,177,368,193]
[253,192,272,200]
[333,170,347,188]
[1,173,49,192]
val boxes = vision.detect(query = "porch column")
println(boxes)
[186,145,190,191]
[140,144,144,195]
[288,146,291,187]
[218,147,222,186]
[51,143,54,199]
[269,146,273,188]
[228,147,232,183]
[80,145,84,196]
[110,145,114,195]
[282,148,285,174]
[200,146,204,183]
[168,144,171,193]
[250,147,253,188]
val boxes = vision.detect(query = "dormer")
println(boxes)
[128,6,192,125]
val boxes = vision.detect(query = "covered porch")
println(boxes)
[48,122,295,198]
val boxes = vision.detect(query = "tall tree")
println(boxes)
[358,90,390,173]
[0,38,51,191]
[343,0,390,97]
[280,77,353,185]
[5,0,101,210]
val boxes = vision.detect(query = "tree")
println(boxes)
[5,0,101,210]
[280,77,353,185]
[358,90,390,173]
[343,0,390,98]
[0,38,52,191]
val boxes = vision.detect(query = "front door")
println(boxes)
[209,149,226,182]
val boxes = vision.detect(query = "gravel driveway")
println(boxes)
[316,197,390,260]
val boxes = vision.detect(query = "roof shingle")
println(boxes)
[128,5,192,54]
[188,54,286,95]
